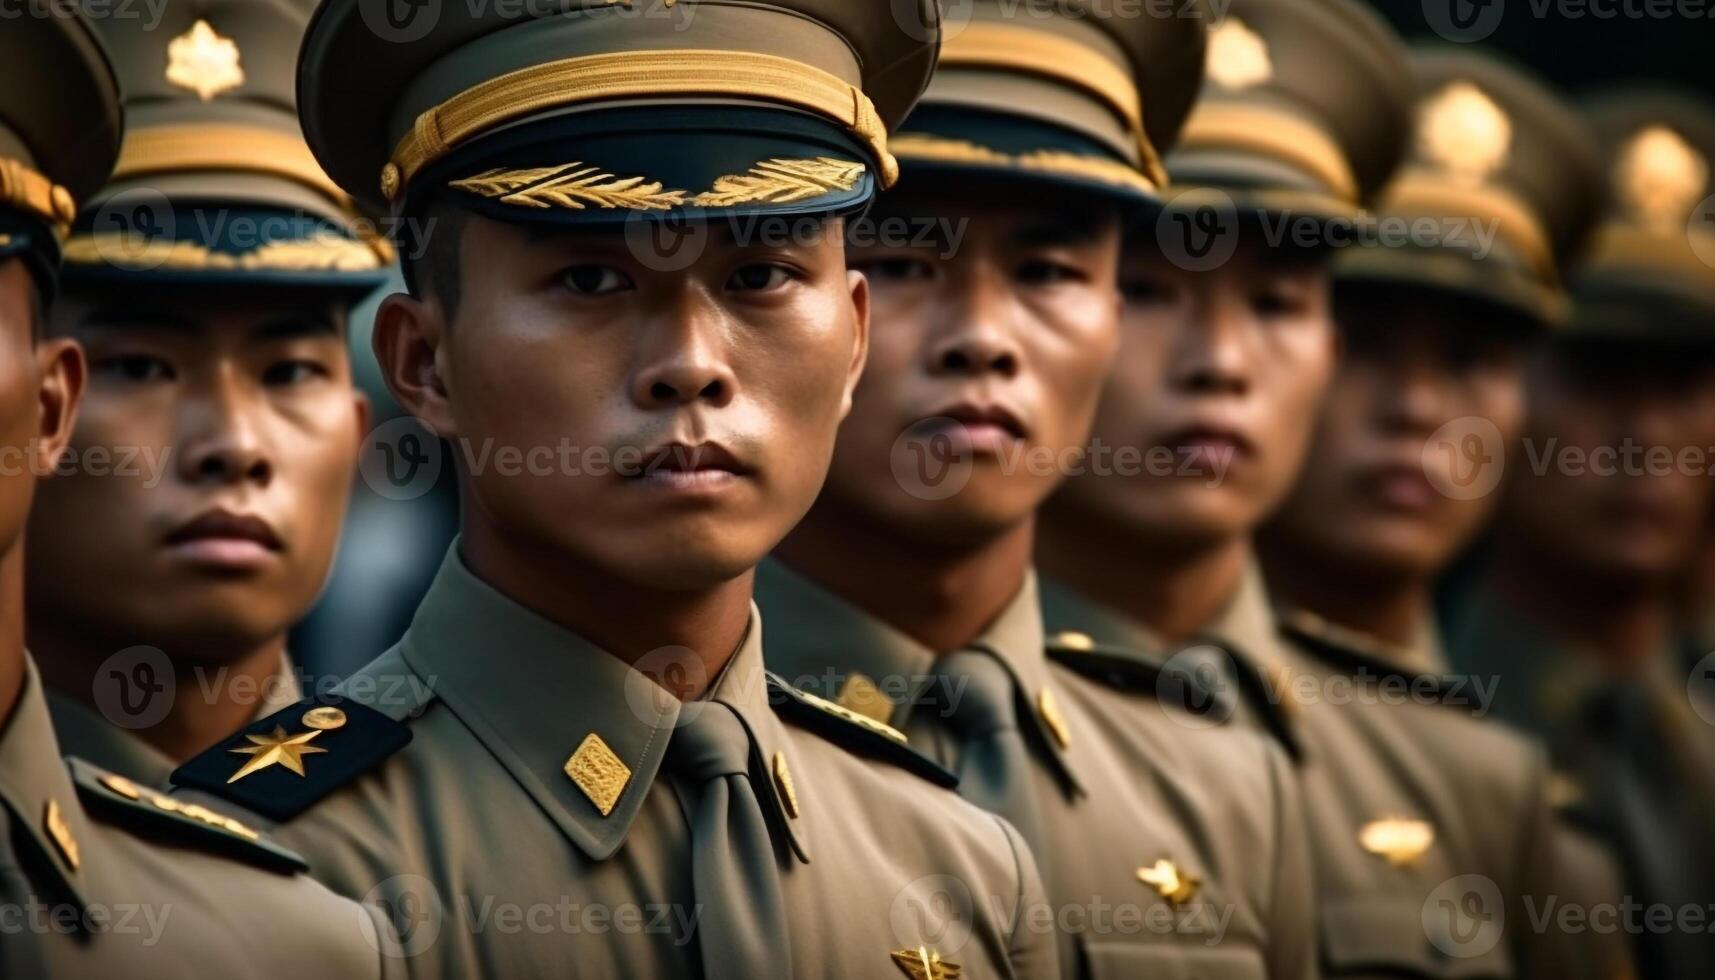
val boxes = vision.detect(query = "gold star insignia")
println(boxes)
[1360,817,1435,867]
[226,726,328,783]
[1137,858,1200,905]
[166,19,245,101]
[890,946,961,979]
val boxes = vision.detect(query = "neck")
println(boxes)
[1258,539,1428,647]
[30,624,290,762]
[1037,509,1249,645]
[0,546,24,732]
[773,504,1033,653]
[1490,531,1670,669]
[461,522,753,701]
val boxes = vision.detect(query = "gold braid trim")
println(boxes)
[450,164,685,210]
[0,158,76,235]
[62,234,386,273]
[690,158,865,207]
[890,135,1157,195]
[387,49,894,202]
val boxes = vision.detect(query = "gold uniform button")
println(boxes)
[301,706,348,730]
[44,799,79,871]
[1052,630,1094,651]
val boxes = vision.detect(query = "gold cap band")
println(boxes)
[1177,102,1359,204]
[0,158,77,235]
[890,133,1158,196]
[938,22,1162,187]
[61,233,388,272]
[1382,170,1555,281]
[385,49,893,203]
[114,124,351,211]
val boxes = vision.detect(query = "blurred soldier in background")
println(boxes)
[756,2,1319,977]
[0,10,403,978]
[1446,89,1715,980]
[25,0,388,787]
[1256,48,1633,978]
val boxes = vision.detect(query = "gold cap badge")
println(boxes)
[1206,18,1272,90]
[1137,858,1200,905]
[1420,81,1512,185]
[166,20,245,101]
[1360,817,1436,867]
[1615,124,1709,231]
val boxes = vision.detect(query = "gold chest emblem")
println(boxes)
[166,19,245,101]
[1360,817,1436,867]
[1419,81,1513,185]
[891,946,961,979]
[1206,18,1273,91]
[1615,124,1708,230]
[1136,858,1200,905]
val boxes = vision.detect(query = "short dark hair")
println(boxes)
[401,196,469,315]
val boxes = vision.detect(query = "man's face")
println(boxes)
[1265,294,1529,578]
[1052,238,1336,546]
[1503,341,1715,584]
[26,286,365,660]
[0,261,80,561]
[394,213,867,591]
[819,186,1121,545]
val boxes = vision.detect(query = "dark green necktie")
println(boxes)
[939,648,1047,855]
[664,702,789,980]
[0,800,47,977]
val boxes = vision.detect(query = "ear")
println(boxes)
[372,291,458,440]
[840,269,870,422]
[32,338,85,475]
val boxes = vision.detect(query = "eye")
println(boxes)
[1252,286,1310,318]
[262,360,332,387]
[92,354,175,383]
[727,263,795,292]
[560,265,633,295]
[1120,276,1175,305]
[1016,259,1086,286]
[853,257,934,282]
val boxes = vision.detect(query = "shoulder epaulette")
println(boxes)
[765,673,958,789]
[69,758,308,875]
[169,695,412,822]
[1045,635,1234,719]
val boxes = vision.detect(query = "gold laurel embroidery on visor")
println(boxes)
[450,164,686,210]
[690,158,865,207]
[888,135,1157,195]
[0,158,77,233]
[61,234,388,272]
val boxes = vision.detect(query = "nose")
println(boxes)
[631,298,738,409]
[1170,292,1251,396]
[177,368,272,487]
[1378,360,1452,435]
[928,272,1022,379]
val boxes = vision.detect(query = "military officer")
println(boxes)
[1446,89,1715,980]
[25,0,386,789]
[0,11,403,979]
[754,3,1316,977]
[173,2,1059,977]
[1252,49,1634,979]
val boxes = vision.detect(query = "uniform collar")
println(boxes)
[1038,574,1169,657]
[1275,606,1450,676]
[757,560,1082,793]
[0,658,93,912]
[400,543,806,864]
[44,688,176,788]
